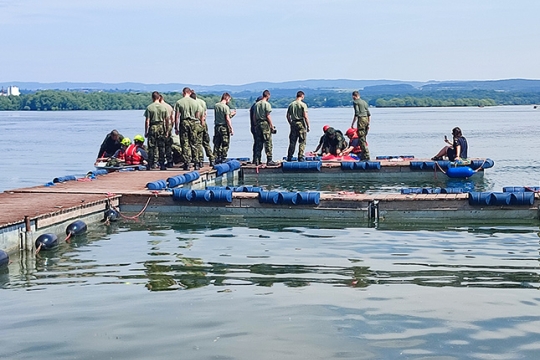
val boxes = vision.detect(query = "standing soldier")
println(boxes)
[159,94,174,167]
[286,91,310,161]
[249,96,263,164]
[144,91,169,170]
[253,90,277,166]
[350,90,371,160]
[174,87,201,170]
[190,90,215,166]
[213,92,236,164]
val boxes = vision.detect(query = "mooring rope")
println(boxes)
[108,194,154,220]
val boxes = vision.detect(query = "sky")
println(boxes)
[1,0,539,85]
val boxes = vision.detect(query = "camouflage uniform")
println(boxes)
[201,122,215,163]
[147,124,166,166]
[174,96,201,167]
[287,99,309,160]
[353,98,371,160]
[213,125,231,161]
[253,99,273,164]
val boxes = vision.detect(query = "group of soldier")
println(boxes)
[141,88,372,170]
[143,88,235,171]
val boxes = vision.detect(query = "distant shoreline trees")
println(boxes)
[0,89,538,111]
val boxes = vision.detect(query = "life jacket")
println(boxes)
[125,144,142,165]
[349,136,363,154]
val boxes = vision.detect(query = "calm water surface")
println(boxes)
[1,107,540,359]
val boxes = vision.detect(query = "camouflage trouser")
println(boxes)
[254,120,273,163]
[180,119,204,164]
[287,120,307,160]
[356,116,370,160]
[213,125,231,161]
[251,126,257,163]
[148,124,166,167]
[202,123,214,162]
[164,132,173,165]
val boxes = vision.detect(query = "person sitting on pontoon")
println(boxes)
[431,127,468,161]
[97,129,124,159]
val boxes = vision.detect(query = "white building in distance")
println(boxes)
[1,86,21,96]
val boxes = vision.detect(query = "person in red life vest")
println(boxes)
[125,134,149,166]
[342,128,365,157]
[106,137,131,167]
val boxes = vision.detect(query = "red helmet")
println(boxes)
[346,128,356,137]
[323,125,330,132]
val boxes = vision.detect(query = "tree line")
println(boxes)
[0,89,539,111]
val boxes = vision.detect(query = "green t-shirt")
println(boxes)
[254,100,272,121]
[287,99,308,121]
[214,102,231,126]
[174,96,199,121]
[144,102,168,125]
[196,98,207,119]
[353,98,370,118]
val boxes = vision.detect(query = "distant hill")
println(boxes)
[2,79,540,97]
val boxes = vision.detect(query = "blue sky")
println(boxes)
[1,0,539,85]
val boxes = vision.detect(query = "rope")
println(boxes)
[473,159,487,173]
[435,162,447,175]
[110,196,153,220]
[65,232,72,243]
[35,243,42,255]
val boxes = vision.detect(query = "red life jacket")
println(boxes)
[125,144,142,165]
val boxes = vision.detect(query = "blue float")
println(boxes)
[489,192,511,206]
[184,171,200,182]
[35,233,58,251]
[146,180,167,190]
[436,160,451,170]
[340,162,355,170]
[278,192,299,205]
[227,160,242,171]
[167,175,187,188]
[214,163,231,176]
[0,250,8,267]
[104,208,119,222]
[297,191,320,205]
[66,220,87,238]
[259,191,280,204]
[282,161,322,172]
[53,175,78,183]
[440,188,465,194]
[410,161,424,170]
[401,188,423,194]
[232,186,263,193]
[353,162,367,170]
[365,161,381,170]
[209,190,233,203]
[422,161,436,170]
[446,166,475,178]
[172,188,193,202]
[468,192,491,206]
[510,192,534,206]
[503,186,540,193]
[470,158,495,170]
[191,190,212,202]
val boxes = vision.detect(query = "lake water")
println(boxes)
[1,107,540,359]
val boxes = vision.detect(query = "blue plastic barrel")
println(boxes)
[283,156,298,161]
[183,171,200,183]
[0,250,8,267]
[502,186,526,193]
[468,192,491,206]
[441,188,465,194]
[510,192,534,206]
[191,190,212,202]
[53,175,78,183]
[227,160,242,171]
[305,156,321,161]
[146,180,167,190]
[278,192,299,205]
[297,191,320,205]
[259,191,280,204]
[364,161,381,170]
[172,188,193,201]
[446,167,475,178]
[232,186,262,193]
[376,156,390,160]
[410,161,424,170]
[214,163,231,176]
[209,189,233,203]
[353,162,367,170]
[489,192,511,206]
[91,169,108,176]
[206,186,231,191]
[422,161,436,170]
[341,162,355,170]
[282,161,321,172]
[66,220,87,237]
[35,233,58,251]
[167,175,187,188]
[400,188,423,194]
